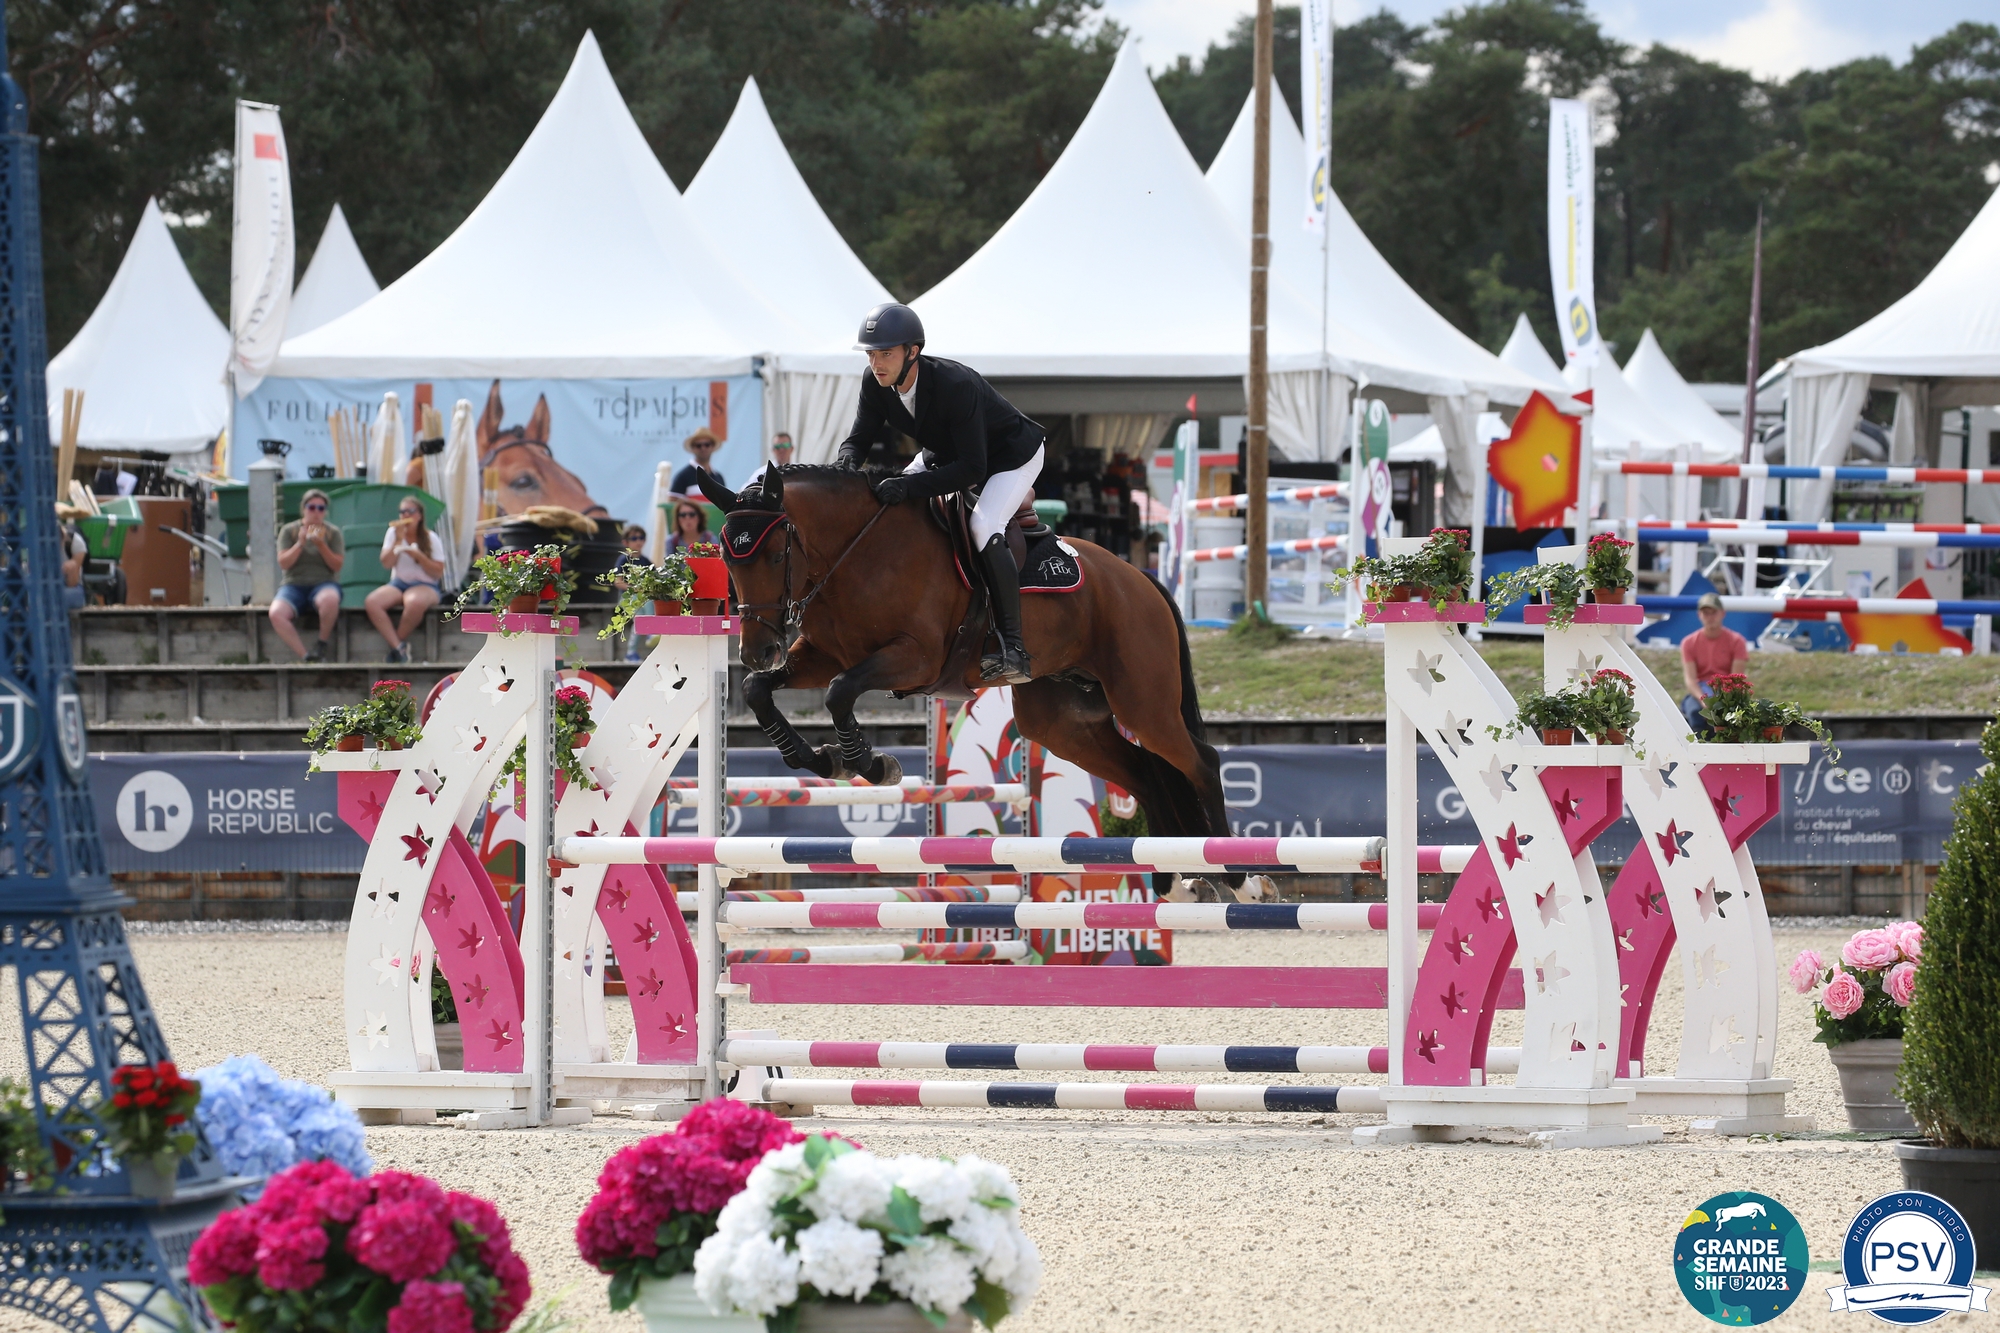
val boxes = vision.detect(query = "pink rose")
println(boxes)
[1822,970,1866,1019]
[1888,921,1923,962]
[1841,928,1901,972]
[1788,950,1824,994]
[1884,961,1918,1007]
[188,1208,260,1286]
[388,1281,474,1333]
[347,1199,457,1283]
[254,1218,329,1291]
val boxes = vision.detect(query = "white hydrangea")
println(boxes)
[691,1232,733,1314]
[794,1217,885,1299]
[893,1156,975,1224]
[954,1154,1020,1206]
[947,1201,1018,1281]
[740,1141,810,1210]
[807,1149,894,1223]
[881,1235,978,1313]
[711,1191,776,1244]
[722,1233,802,1316]
[1001,1227,1043,1306]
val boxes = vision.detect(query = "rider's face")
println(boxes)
[867,346,916,387]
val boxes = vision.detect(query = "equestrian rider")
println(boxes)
[837,302,1043,685]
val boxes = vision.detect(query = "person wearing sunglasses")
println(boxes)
[269,488,346,662]
[664,502,714,556]
[364,499,445,663]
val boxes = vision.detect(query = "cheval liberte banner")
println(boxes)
[93,740,1974,876]
[237,376,764,534]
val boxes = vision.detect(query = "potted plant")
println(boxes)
[577,1098,803,1330]
[1488,686,1584,745]
[453,545,577,620]
[105,1060,202,1198]
[599,553,696,641]
[693,1133,1042,1333]
[1584,532,1635,603]
[1577,669,1640,749]
[1331,553,1423,605]
[1697,676,1839,756]
[498,683,599,792]
[686,541,729,613]
[304,680,423,766]
[1484,561,1587,629]
[192,1054,373,1185]
[1415,528,1473,605]
[0,1076,57,1201]
[189,1160,532,1332]
[1896,715,2000,1258]
[1791,924,1923,1131]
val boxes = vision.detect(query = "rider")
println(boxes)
[837,302,1043,685]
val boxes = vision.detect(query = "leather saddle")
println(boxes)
[904,488,1051,700]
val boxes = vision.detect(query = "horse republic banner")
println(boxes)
[93,752,362,874]
[236,375,765,536]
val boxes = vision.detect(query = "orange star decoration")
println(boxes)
[1488,392,1582,528]
[1839,578,1972,655]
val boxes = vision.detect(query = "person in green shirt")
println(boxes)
[268,488,346,662]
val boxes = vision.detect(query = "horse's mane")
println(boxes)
[736,463,872,510]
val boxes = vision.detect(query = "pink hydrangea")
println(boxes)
[491,1249,533,1328]
[254,1158,355,1224]
[313,1172,372,1224]
[445,1190,512,1267]
[348,1199,458,1283]
[1788,950,1824,994]
[388,1281,474,1333]
[1822,970,1867,1019]
[1842,928,1902,971]
[255,1219,329,1291]
[1884,961,1918,1008]
[368,1169,447,1211]
[187,1207,260,1286]
[1888,921,1924,962]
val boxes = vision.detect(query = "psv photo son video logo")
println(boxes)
[1829,1191,1991,1324]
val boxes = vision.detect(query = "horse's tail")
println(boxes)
[1144,573,1206,745]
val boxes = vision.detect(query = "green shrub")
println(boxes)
[1897,717,2000,1148]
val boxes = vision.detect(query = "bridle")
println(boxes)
[731,502,892,656]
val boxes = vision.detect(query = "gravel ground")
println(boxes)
[0,923,1932,1332]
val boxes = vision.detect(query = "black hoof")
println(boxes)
[863,752,903,787]
[802,745,844,780]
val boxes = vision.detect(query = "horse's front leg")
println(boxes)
[742,643,841,779]
[824,639,932,786]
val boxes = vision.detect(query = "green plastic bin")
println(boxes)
[75,513,139,559]
[325,487,448,609]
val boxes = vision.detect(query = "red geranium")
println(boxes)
[106,1060,201,1177]
[191,1161,530,1333]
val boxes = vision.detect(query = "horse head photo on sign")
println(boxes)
[477,380,605,519]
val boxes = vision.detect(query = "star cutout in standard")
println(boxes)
[1439,981,1468,1019]
[635,969,665,1000]
[556,949,575,981]
[1567,650,1600,686]
[356,788,386,827]
[459,974,490,1010]
[401,830,433,867]
[632,918,660,950]
[478,663,515,705]
[653,669,690,698]
[1617,927,1635,953]
[361,1012,390,1049]
[1694,944,1730,988]
[1620,982,1630,1008]
[1712,785,1742,822]
[1479,756,1519,801]
[661,1014,688,1040]
[1709,1014,1745,1053]
[1695,878,1733,921]
[1641,761,1680,798]
[1549,1022,1577,1060]
[487,1018,514,1051]
[1475,887,1506,923]
[601,882,632,912]
[1534,951,1569,994]
[414,767,446,802]
[1550,787,1579,825]
[1415,1030,1445,1064]
[1407,651,1445,694]
[424,881,455,918]
[1437,712,1472,755]
[587,763,618,794]
[1535,886,1571,926]
[1636,886,1666,919]
[629,722,665,752]
[458,924,485,957]
[366,884,397,921]
[1497,823,1531,869]
[454,724,488,755]
[1655,820,1694,866]
[1443,926,1473,962]
[368,945,405,988]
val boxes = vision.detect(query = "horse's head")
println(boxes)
[477,380,608,519]
[703,466,878,674]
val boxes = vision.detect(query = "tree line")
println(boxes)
[14,0,1998,383]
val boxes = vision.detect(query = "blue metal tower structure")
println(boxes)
[0,10,237,1331]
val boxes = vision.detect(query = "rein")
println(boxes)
[734,501,893,649]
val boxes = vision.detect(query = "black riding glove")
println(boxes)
[873,476,909,506]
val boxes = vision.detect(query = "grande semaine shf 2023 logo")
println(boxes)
[1674,1191,1810,1325]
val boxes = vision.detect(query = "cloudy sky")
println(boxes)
[1103,0,1982,80]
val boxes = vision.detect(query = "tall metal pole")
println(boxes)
[1245,0,1275,616]
[1736,205,1765,522]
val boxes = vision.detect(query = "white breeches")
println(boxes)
[903,445,1044,546]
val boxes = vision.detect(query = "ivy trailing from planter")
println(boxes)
[1484,561,1587,628]
[1487,686,1585,743]
[499,684,599,790]
[1696,673,1839,757]
[450,544,577,626]
[597,552,695,640]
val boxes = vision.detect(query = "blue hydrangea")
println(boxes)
[193,1055,372,1187]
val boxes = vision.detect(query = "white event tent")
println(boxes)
[684,76,890,463]
[1207,83,1563,518]
[1623,329,1740,461]
[46,198,231,461]
[284,204,380,340]
[911,44,1426,460]
[1785,182,2000,520]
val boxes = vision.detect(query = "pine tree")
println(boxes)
[1897,716,2000,1148]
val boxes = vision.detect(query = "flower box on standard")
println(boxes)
[304,680,422,767]
[454,544,578,620]
[190,1160,531,1333]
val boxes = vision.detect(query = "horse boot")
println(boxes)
[977,533,1032,685]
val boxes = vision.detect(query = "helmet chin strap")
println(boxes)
[892,346,919,392]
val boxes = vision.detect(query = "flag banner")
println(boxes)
[1301,0,1335,231]
[1546,96,1599,367]
[237,374,763,535]
[230,100,294,395]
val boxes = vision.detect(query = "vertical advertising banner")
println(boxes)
[1546,97,1600,368]
[230,101,294,396]
[239,375,763,538]
[1301,0,1335,232]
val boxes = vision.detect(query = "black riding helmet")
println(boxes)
[855,302,924,351]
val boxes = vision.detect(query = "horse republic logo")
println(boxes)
[1828,1191,1990,1324]
[1673,1191,1809,1325]
[114,771,193,853]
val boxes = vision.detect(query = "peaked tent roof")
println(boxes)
[273,33,801,378]
[1499,314,1564,384]
[1500,314,1685,457]
[1792,182,2000,380]
[1206,83,1560,406]
[285,204,380,339]
[1623,329,1739,459]
[47,198,230,454]
[911,43,1401,381]
[685,76,890,361]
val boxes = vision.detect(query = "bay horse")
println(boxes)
[697,466,1242,895]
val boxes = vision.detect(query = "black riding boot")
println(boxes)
[977,534,1032,684]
